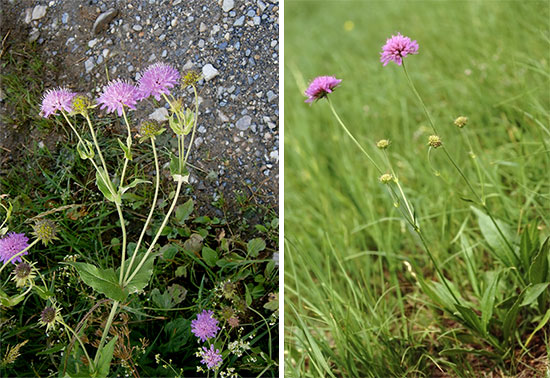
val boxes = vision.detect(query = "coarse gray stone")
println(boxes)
[32,5,47,20]
[202,64,219,81]
[92,8,118,34]
[84,57,95,73]
[234,16,245,26]
[133,24,143,31]
[88,38,99,48]
[62,13,69,24]
[28,29,40,43]
[266,90,277,102]
[149,107,169,122]
[24,8,33,24]
[222,0,234,12]
[236,115,252,131]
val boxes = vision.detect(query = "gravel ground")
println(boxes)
[0,0,279,218]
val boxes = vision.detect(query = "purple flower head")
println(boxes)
[199,345,223,370]
[191,309,220,342]
[304,76,342,104]
[380,33,419,66]
[97,79,139,116]
[138,63,181,101]
[0,232,29,265]
[40,88,77,118]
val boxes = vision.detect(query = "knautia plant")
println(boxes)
[1,61,201,376]
[303,31,550,372]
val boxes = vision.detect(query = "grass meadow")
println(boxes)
[284,1,550,376]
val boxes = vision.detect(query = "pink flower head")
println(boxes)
[380,33,419,66]
[40,87,77,118]
[0,232,29,265]
[97,79,139,116]
[199,344,223,370]
[191,310,220,342]
[138,63,180,101]
[304,76,342,104]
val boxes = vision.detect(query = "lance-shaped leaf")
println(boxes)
[117,137,133,160]
[95,169,120,204]
[119,178,151,196]
[76,140,95,160]
[122,253,156,294]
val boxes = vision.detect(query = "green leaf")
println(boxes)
[95,170,119,204]
[175,199,194,225]
[119,178,151,196]
[526,308,550,347]
[168,115,184,135]
[95,335,118,378]
[36,342,66,355]
[471,207,517,267]
[162,318,191,353]
[503,294,522,342]
[521,283,550,307]
[480,271,500,334]
[33,285,54,300]
[76,140,94,160]
[247,238,266,258]
[169,153,190,182]
[245,284,252,306]
[0,289,25,307]
[202,246,218,267]
[66,262,127,301]
[123,253,156,294]
[520,224,540,272]
[455,304,483,334]
[160,244,178,260]
[117,138,132,160]
[529,237,549,284]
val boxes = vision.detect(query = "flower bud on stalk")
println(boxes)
[32,219,58,246]
[428,135,442,148]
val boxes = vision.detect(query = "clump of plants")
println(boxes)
[298,32,548,375]
[0,60,278,377]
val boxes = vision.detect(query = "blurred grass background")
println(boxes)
[284,0,549,376]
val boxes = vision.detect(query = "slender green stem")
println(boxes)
[116,201,128,284]
[326,97,383,174]
[61,320,94,370]
[120,108,133,186]
[184,85,200,164]
[124,180,184,286]
[93,300,119,365]
[401,62,517,261]
[84,114,110,181]
[123,138,160,283]
[415,228,461,305]
[0,239,39,274]
[61,112,86,146]
[10,286,32,303]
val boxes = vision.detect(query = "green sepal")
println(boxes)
[182,109,195,135]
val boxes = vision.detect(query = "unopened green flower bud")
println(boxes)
[71,95,92,116]
[32,219,58,246]
[182,70,201,86]
[140,120,163,139]
[376,139,390,150]
[428,135,442,148]
[379,173,393,184]
[454,116,468,128]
